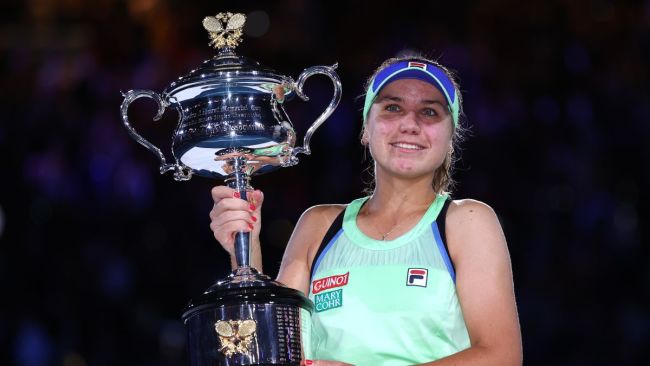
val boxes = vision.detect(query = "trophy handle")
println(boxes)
[120,89,192,181]
[290,64,342,157]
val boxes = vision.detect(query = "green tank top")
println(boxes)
[306,194,470,365]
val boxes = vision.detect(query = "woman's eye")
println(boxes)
[385,104,401,112]
[422,108,438,117]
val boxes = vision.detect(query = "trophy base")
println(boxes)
[182,268,313,366]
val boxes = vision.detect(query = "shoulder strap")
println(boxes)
[309,208,346,280]
[435,197,456,274]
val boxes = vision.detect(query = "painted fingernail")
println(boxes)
[250,204,256,211]
[251,216,257,222]
[305,361,313,366]
[233,192,240,198]
[248,223,254,230]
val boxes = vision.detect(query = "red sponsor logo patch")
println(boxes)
[312,272,349,294]
[408,61,427,69]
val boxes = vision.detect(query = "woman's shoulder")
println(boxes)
[445,197,507,255]
[299,203,347,227]
[446,198,503,240]
[447,198,498,221]
[293,204,348,263]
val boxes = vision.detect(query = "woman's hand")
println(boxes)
[209,186,263,256]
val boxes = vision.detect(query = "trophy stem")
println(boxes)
[224,157,253,269]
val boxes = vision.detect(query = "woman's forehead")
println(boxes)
[376,78,447,104]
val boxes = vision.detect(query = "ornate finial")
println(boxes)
[203,12,246,50]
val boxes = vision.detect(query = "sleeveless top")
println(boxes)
[305,194,470,365]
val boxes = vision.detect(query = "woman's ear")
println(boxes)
[360,129,369,146]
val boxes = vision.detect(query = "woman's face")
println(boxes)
[364,78,454,180]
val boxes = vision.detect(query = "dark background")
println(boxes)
[1,0,648,365]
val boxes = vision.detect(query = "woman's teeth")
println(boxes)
[391,143,423,150]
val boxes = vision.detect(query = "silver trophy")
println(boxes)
[120,12,341,365]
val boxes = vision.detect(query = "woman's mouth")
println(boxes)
[390,142,425,150]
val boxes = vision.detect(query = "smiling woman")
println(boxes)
[209,54,523,366]
[360,56,464,195]
[363,78,455,182]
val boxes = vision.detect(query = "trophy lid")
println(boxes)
[163,12,294,103]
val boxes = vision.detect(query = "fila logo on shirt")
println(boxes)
[406,268,428,287]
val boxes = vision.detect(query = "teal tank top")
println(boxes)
[306,194,470,365]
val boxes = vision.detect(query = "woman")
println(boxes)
[210,56,523,366]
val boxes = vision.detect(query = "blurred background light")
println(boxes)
[245,10,271,38]
[0,203,5,238]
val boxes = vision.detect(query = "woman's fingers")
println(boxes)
[248,189,264,210]
[210,198,254,219]
[211,220,253,242]
[209,186,264,253]
[210,208,255,246]
[211,209,256,228]
[210,185,237,201]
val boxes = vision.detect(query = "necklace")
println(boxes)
[374,212,416,240]
[366,195,436,241]
[378,223,402,241]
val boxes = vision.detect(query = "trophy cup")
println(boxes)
[120,12,341,365]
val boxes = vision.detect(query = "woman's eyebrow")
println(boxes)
[374,95,447,106]
[374,95,402,103]
[422,99,447,106]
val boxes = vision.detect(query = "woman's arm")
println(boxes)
[417,199,522,366]
[276,204,345,295]
[209,183,343,291]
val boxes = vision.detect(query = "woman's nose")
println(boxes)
[399,112,421,134]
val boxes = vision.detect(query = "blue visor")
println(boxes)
[363,61,459,126]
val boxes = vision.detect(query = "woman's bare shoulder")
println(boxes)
[299,203,347,227]
[447,198,499,223]
[445,198,508,264]
[292,204,347,259]
[278,203,347,289]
